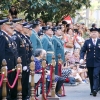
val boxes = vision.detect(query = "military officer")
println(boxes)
[12,19,29,100]
[23,24,33,64]
[41,26,54,64]
[30,20,43,51]
[80,28,100,96]
[23,24,34,96]
[52,26,65,75]
[0,19,18,100]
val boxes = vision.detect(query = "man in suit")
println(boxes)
[30,20,43,51]
[41,26,54,64]
[52,26,65,75]
[80,28,100,96]
[0,19,18,100]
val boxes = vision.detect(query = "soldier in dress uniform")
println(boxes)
[41,26,54,64]
[0,19,18,100]
[80,28,100,96]
[23,24,33,64]
[11,19,29,100]
[23,24,34,96]
[41,26,65,97]
[30,20,43,51]
[52,26,65,75]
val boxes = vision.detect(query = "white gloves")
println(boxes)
[80,59,84,64]
[23,66,27,71]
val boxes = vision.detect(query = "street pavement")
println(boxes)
[60,83,100,100]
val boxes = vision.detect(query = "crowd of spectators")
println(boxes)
[36,19,90,85]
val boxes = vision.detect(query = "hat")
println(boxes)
[12,18,22,23]
[23,24,33,29]
[38,30,44,36]
[21,22,28,26]
[0,19,9,25]
[42,26,51,31]
[31,20,40,25]
[52,26,61,31]
[90,28,98,32]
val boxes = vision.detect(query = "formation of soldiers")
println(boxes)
[0,18,65,100]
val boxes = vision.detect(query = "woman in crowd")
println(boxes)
[34,49,64,97]
[64,28,74,54]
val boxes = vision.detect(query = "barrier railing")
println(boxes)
[51,55,56,97]
[58,54,66,96]
[41,57,47,100]
[0,55,60,100]
[1,59,7,100]
[30,56,35,100]
[16,57,22,100]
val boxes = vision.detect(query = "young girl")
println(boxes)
[71,64,85,83]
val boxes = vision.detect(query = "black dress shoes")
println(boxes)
[56,93,62,97]
[93,90,97,97]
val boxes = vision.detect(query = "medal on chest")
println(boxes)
[88,43,91,51]
[98,44,100,48]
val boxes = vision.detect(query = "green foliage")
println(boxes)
[0,0,90,22]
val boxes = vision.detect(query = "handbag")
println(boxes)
[64,34,74,48]
[65,42,74,48]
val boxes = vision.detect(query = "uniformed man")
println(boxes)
[23,24,33,64]
[12,19,29,100]
[0,19,18,100]
[41,26,65,97]
[80,28,100,96]
[52,26,65,75]
[23,24,34,96]
[30,20,43,51]
[41,26,54,64]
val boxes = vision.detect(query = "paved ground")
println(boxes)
[60,83,100,100]
[36,83,100,100]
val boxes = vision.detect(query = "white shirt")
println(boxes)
[92,38,97,45]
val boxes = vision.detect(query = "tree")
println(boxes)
[0,0,90,22]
